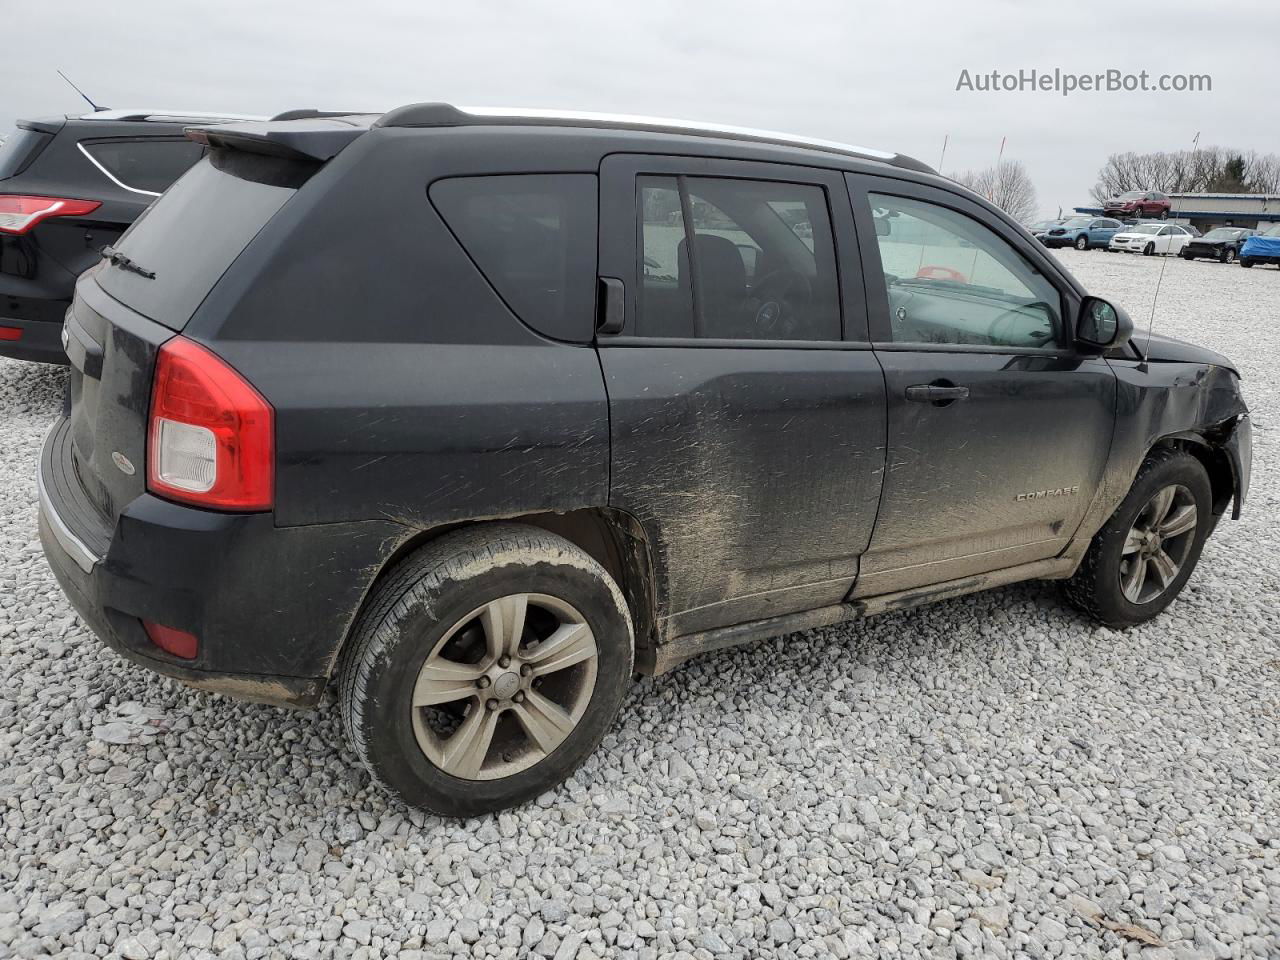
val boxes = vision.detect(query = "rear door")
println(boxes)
[1091,218,1121,246]
[597,155,887,639]
[847,173,1116,596]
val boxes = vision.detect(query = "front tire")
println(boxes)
[1240,258,1255,268]
[1063,448,1212,628]
[1143,242,1155,256]
[1221,248,1237,264]
[1075,234,1089,251]
[339,524,634,816]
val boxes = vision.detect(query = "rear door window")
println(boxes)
[96,152,299,329]
[637,176,841,341]
[429,174,598,342]
[80,138,205,195]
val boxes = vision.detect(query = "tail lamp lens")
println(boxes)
[148,337,274,511]
[0,195,102,235]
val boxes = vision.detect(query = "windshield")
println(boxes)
[1118,191,1145,200]
[1130,225,1161,235]
[1062,218,1091,228]
[1204,229,1243,240]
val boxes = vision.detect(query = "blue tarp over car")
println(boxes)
[1241,235,1280,257]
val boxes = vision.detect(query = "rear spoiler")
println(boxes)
[185,115,372,162]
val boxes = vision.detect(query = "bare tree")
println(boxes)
[953,160,1039,224]
[1091,147,1280,202]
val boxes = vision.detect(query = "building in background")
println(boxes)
[1076,193,1279,231]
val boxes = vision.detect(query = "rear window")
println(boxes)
[0,127,52,180]
[96,152,299,329]
[81,138,205,194]
[429,174,598,342]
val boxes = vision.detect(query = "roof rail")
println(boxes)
[79,108,268,123]
[374,103,932,172]
[270,109,372,122]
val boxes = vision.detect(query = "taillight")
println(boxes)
[148,337,274,511]
[0,195,101,235]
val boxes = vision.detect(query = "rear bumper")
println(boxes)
[37,417,405,708]
[0,317,70,364]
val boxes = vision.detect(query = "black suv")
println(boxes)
[0,108,263,363]
[37,105,1252,816]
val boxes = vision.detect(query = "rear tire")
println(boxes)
[1063,448,1212,628]
[339,524,634,817]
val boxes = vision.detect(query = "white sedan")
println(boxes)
[1108,223,1194,256]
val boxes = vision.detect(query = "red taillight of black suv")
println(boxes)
[147,336,274,511]
[0,195,102,235]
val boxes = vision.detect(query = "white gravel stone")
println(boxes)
[1,250,1278,957]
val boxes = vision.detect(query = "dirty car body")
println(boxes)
[37,108,1250,712]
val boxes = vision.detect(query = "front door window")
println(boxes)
[869,193,1061,349]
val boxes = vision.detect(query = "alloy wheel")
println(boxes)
[410,594,599,780]
[1119,484,1198,604]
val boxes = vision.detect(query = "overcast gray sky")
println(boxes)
[5,0,1278,218]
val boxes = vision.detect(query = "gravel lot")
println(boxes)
[1,250,1277,960]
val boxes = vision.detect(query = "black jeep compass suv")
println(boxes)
[38,104,1252,816]
[0,108,263,363]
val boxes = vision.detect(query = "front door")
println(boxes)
[847,174,1117,597]
[596,155,887,640]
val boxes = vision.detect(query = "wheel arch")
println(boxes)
[1147,431,1238,520]
[330,508,660,679]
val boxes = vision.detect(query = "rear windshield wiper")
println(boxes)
[100,245,156,280]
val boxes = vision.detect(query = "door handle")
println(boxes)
[596,277,625,335]
[905,382,970,405]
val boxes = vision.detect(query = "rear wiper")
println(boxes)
[100,245,156,280]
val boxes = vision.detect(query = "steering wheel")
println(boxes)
[916,265,968,283]
[988,302,1056,347]
[748,269,812,337]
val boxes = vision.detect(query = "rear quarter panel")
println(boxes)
[191,129,610,528]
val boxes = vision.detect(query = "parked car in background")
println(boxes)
[1181,227,1256,264]
[1104,190,1172,220]
[1109,223,1193,256]
[1041,216,1124,250]
[1029,218,1068,243]
[1240,224,1280,269]
[37,104,1251,816]
[0,108,263,364]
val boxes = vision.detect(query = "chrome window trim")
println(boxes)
[76,142,162,198]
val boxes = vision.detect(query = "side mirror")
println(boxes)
[1077,296,1133,350]
[874,217,891,238]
